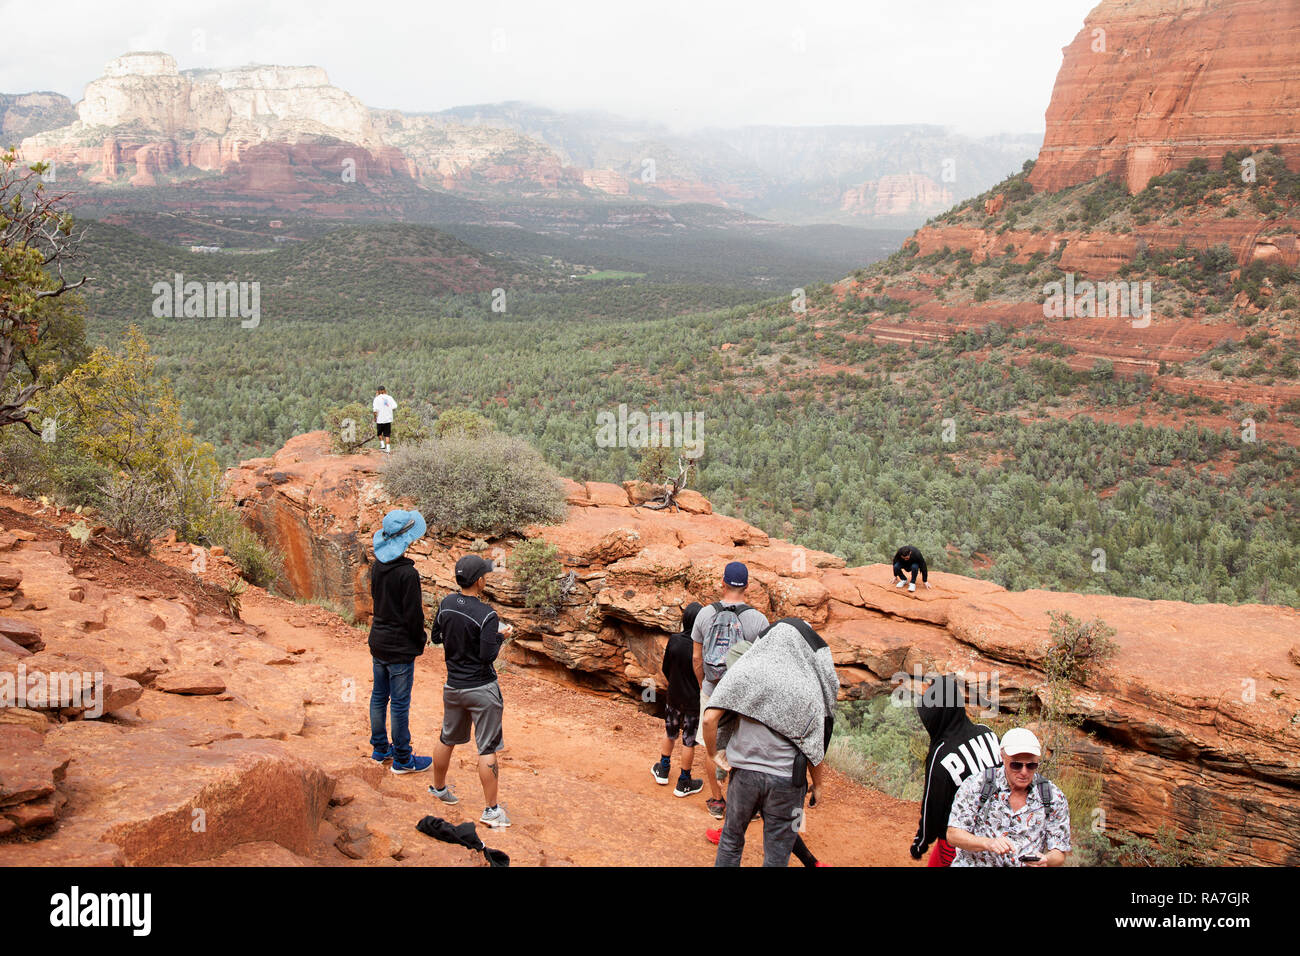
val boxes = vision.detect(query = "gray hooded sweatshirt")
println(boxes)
[706,618,840,769]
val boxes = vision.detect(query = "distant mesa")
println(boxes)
[9,52,1036,226]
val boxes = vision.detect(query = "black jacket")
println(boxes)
[430,591,503,690]
[661,603,703,710]
[911,674,1000,857]
[892,545,928,582]
[367,556,426,663]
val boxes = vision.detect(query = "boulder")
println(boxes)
[156,670,227,696]
[0,617,41,651]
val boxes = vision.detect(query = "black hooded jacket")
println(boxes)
[911,674,1000,857]
[893,545,928,582]
[367,555,426,663]
[661,602,703,710]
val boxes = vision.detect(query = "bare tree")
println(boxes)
[641,455,693,512]
[0,149,90,433]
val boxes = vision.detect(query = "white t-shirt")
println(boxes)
[373,394,397,424]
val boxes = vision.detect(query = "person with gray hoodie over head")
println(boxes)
[702,617,839,867]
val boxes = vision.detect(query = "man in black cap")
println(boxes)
[427,554,514,828]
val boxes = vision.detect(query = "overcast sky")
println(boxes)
[0,0,1098,135]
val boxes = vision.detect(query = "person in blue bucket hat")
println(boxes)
[368,508,433,774]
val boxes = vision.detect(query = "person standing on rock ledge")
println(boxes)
[372,386,397,454]
[367,508,434,775]
[427,554,514,829]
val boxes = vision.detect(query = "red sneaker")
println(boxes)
[706,827,721,845]
[814,861,833,867]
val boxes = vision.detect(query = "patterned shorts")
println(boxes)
[664,702,699,747]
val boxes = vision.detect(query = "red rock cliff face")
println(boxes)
[227,432,1300,865]
[1030,0,1300,193]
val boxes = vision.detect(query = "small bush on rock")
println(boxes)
[383,432,567,536]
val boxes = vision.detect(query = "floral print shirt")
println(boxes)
[947,766,1071,867]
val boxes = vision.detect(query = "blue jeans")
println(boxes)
[370,658,415,761]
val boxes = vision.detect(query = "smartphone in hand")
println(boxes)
[1019,854,1041,863]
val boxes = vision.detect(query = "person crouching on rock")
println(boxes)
[427,555,514,829]
[368,509,434,774]
[652,601,705,798]
[703,618,839,867]
[892,545,931,593]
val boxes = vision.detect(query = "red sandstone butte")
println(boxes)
[1030,0,1300,194]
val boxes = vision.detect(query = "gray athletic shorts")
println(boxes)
[440,681,504,755]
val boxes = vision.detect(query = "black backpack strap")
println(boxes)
[975,766,998,821]
[1035,774,1053,811]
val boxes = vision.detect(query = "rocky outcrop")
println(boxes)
[0,511,370,864]
[227,431,1300,865]
[1030,0,1300,193]
[842,173,953,219]
[0,91,75,144]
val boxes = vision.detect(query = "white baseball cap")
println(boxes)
[1000,727,1042,757]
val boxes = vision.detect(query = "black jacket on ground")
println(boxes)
[892,545,928,582]
[911,674,1000,858]
[661,603,703,710]
[430,591,503,690]
[367,556,426,663]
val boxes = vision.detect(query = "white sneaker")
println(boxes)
[480,804,511,828]
[908,583,916,593]
[895,579,906,588]
[428,783,459,805]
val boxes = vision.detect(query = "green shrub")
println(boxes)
[382,432,567,536]
[1040,611,1118,778]
[203,507,283,589]
[98,472,179,554]
[825,696,929,800]
[510,538,564,613]
[434,407,495,439]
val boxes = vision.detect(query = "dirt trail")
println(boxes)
[0,490,922,867]
[240,588,922,867]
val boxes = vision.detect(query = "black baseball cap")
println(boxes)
[455,555,494,588]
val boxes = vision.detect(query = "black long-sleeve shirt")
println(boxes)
[367,556,427,663]
[661,632,700,710]
[892,545,928,582]
[430,592,504,689]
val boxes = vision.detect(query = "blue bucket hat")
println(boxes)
[373,509,426,562]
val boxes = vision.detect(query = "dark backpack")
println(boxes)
[975,765,1053,822]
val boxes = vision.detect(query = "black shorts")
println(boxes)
[664,702,699,747]
[376,422,392,437]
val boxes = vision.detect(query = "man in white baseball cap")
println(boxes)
[944,727,1072,866]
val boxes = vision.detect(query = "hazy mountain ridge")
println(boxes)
[12,52,1036,226]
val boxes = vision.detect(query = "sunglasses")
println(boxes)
[1008,761,1039,772]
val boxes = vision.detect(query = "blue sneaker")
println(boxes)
[371,746,394,762]
[391,754,433,775]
